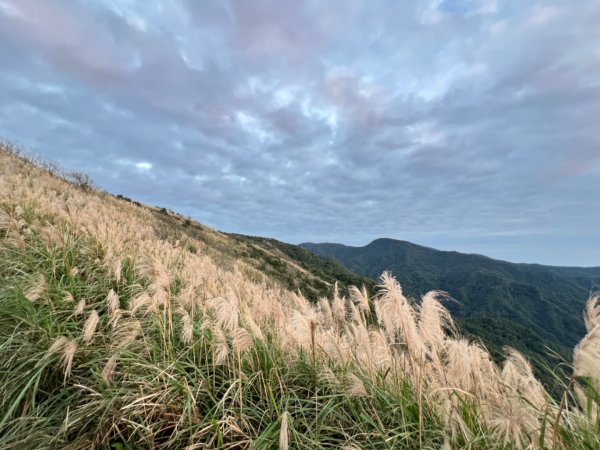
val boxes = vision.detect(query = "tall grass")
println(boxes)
[0,143,599,449]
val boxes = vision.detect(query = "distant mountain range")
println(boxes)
[301,238,600,382]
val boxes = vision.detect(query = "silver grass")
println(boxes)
[113,256,122,283]
[114,319,142,349]
[138,255,171,293]
[25,273,46,302]
[41,226,65,249]
[369,328,393,369]
[232,327,254,353]
[102,353,118,382]
[109,308,122,330]
[213,327,229,365]
[82,310,100,343]
[349,322,372,369]
[74,299,86,316]
[318,366,339,387]
[129,292,152,314]
[106,289,120,314]
[348,302,365,327]
[419,291,454,350]
[46,336,77,381]
[583,292,600,332]
[346,372,368,396]
[207,294,239,332]
[178,308,194,344]
[375,272,424,362]
[318,297,333,328]
[349,285,371,318]
[573,324,600,417]
[501,348,547,410]
[0,209,26,249]
[241,306,264,341]
[331,294,346,325]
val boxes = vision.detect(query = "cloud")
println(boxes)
[0,0,599,266]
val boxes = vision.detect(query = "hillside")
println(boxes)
[1,144,599,449]
[134,203,375,302]
[302,239,600,371]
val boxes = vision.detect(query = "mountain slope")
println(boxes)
[2,143,600,448]
[143,205,375,302]
[301,238,600,369]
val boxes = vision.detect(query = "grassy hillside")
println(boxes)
[113,192,374,304]
[1,144,599,449]
[226,233,376,299]
[301,239,600,375]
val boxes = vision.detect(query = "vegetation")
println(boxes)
[226,234,376,300]
[149,205,374,302]
[1,143,599,449]
[302,239,600,387]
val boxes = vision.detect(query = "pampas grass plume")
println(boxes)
[74,299,86,316]
[82,310,100,343]
[46,336,77,381]
[25,273,46,302]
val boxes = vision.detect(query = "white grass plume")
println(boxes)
[138,254,171,298]
[419,291,454,350]
[41,226,65,249]
[82,310,100,343]
[213,327,229,365]
[74,299,86,316]
[331,282,346,325]
[106,289,120,314]
[46,336,77,381]
[178,307,194,344]
[240,306,264,341]
[583,292,600,332]
[349,284,371,318]
[114,319,142,349]
[232,327,254,353]
[25,273,46,302]
[109,308,122,330]
[102,353,118,382]
[112,256,123,283]
[129,292,152,315]
[0,209,26,249]
[501,348,547,410]
[375,272,423,363]
[346,372,368,396]
[207,294,239,332]
[318,297,333,327]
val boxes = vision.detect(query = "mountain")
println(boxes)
[301,238,600,374]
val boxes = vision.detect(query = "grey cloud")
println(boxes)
[0,0,598,265]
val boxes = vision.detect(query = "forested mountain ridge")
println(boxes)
[301,238,600,370]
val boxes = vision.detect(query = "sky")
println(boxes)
[1,0,599,266]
